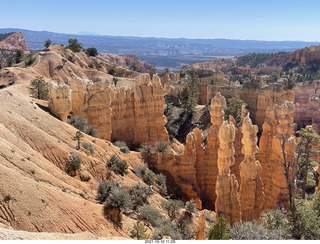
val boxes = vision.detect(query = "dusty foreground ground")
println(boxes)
[0,84,151,239]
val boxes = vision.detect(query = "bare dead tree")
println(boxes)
[279,133,301,239]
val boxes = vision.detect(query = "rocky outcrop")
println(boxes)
[294,81,320,131]
[239,115,264,221]
[98,53,154,73]
[0,32,29,53]
[206,76,294,130]
[289,45,320,67]
[49,74,169,145]
[258,101,295,210]
[215,121,241,224]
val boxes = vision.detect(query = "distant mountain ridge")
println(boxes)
[0,28,318,69]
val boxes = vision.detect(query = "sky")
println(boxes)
[0,0,319,41]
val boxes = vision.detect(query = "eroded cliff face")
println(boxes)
[239,115,264,221]
[206,76,295,130]
[49,74,169,145]
[289,45,320,67]
[0,32,29,53]
[294,81,320,131]
[258,101,295,210]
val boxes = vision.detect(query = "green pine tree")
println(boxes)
[72,130,84,150]
[207,214,229,240]
[130,220,149,240]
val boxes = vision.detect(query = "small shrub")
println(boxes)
[128,183,153,209]
[82,142,94,154]
[72,130,84,150]
[143,169,156,186]
[159,184,168,196]
[4,194,12,203]
[139,144,153,157]
[88,62,94,68]
[114,141,130,154]
[79,171,91,182]
[155,141,171,153]
[185,199,196,214]
[130,220,150,240]
[105,187,132,211]
[228,221,284,240]
[97,180,117,203]
[84,124,98,137]
[107,155,129,175]
[137,204,163,227]
[133,164,148,178]
[85,47,98,57]
[152,219,182,240]
[24,53,36,66]
[68,116,98,137]
[67,153,82,173]
[156,173,166,186]
[161,199,184,220]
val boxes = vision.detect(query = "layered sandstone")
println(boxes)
[294,81,320,131]
[258,101,295,210]
[0,32,29,53]
[49,74,169,145]
[215,121,241,224]
[206,76,294,130]
[289,44,320,67]
[239,115,264,221]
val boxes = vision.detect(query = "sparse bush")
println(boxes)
[82,142,94,154]
[139,144,153,157]
[133,164,148,178]
[228,221,285,240]
[152,219,182,240]
[68,116,88,131]
[130,220,150,240]
[24,53,36,66]
[105,187,132,211]
[155,141,171,153]
[158,184,168,196]
[114,141,130,153]
[156,173,166,186]
[29,76,49,100]
[261,208,291,239]
[129,62,140,72]
[161,199,184,220]
[67,153,82,173]
[7,56,14,67]
[97,180,117,203]
[185,200,196,214]
[137,204,163,227]
[88,62,94,68]
[143,169,156,186]
[107,154,129,176]
[79,171,91,182]
[85,47,98,57]
[4,194,12,203]
[113,76,119,86]
[68,116,98,137]
[128,183,153,209]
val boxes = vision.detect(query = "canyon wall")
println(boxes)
[49,74,169,145]
[258,101,295,210]
[206,76,294,130]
